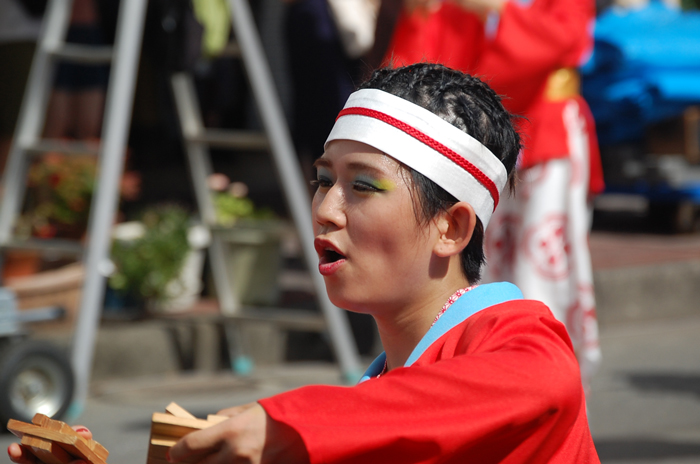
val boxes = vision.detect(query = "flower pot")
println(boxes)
[213,220,288,307]
[109,218,211,315]
[2,251,42,280]
[153,247,207,313]
[150,225,211,314]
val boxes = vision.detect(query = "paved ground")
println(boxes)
[0,364,347,464]
[587,205,700,462]
[590,232,700,270]
[589,314,700,463]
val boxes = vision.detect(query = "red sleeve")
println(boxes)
[259,301,599,464]
[478,0,595,114]
[384,3,484,72]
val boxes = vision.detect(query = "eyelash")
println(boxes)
[352,181,381,193]
[310,178,333,189]
[310,177,382,193]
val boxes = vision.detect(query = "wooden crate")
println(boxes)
[5,263,84,326]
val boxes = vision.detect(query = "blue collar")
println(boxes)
[360,282,523,382]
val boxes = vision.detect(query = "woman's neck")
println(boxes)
[375,276,470,371]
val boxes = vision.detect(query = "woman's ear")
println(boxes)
[433,202,477,257]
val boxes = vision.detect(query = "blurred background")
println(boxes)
[0,0,699,462]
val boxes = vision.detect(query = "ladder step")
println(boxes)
[2,238,84,257]
[279,270,314,292]
[48,44,113,64]
[237,307,327,331]
[162,306,327,332]
[186,129,269,151]
[21,139,101,156]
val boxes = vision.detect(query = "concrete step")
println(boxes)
[595,260,700,326]
[590,231,700,326]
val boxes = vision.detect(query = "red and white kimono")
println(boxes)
[383,0,604,390]
[259,283,600,463]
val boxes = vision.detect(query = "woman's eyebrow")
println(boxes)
[313,158,332,169]
[346,161,385,176]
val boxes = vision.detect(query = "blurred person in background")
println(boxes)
[382,0,605,394]
[0,0,43,174]
[43,0,109,141]
[283,0,378,184]
[284,0,380,355]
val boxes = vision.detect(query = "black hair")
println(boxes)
[358,63,521,283]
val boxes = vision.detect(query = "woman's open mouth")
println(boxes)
[323,249,344,263]
[315,239,347,276]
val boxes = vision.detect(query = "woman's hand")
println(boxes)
[8,426,92,464]
[168,403,308,464]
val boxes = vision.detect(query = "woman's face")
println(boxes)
[312,140,440,314]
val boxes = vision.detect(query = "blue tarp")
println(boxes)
[581,1,700,145]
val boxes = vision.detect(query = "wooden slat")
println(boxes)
[7,420,107,464]
[146,406,229,464]
[150,413,216,438]
[146,456,171,464]
[21,435,72,464]
[32,414,109,461]
[148,437,174,461]
[150,434,179,448]
[165,402,196,419]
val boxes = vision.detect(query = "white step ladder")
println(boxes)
[0,0,361,418]
[170,0,361,380]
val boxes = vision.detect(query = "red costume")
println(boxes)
[259,283,600,463]
[384,0,604,194]
[382,1,605,390]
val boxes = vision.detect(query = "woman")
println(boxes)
[9,63,599,464]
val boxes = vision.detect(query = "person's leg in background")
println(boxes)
[0,41,36,174]
[44,0,108,141]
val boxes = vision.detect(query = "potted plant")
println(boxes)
[4,154,96,279]
[18,153,96,240]
[8,152,141,279]
[108,204,210,314]
[208,174,288,306]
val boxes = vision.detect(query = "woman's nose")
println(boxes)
[313,186,346,230]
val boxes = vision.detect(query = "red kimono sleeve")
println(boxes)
[478,0,595,115]
[384,3,484,72]
[259,301,599,464]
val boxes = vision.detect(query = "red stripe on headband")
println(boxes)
[337,107,500,210]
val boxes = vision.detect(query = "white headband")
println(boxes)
[325,88,508,228]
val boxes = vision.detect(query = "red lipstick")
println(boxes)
[314,238,346,276]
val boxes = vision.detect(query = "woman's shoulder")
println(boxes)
[446,296,576,359]
[466,297,570,340]
[480,297,558,320]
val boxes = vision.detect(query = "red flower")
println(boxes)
[35,223,57,238]
[48,173,61,188]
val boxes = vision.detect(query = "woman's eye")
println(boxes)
[311,177,333,189]
[352,181,380,193]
